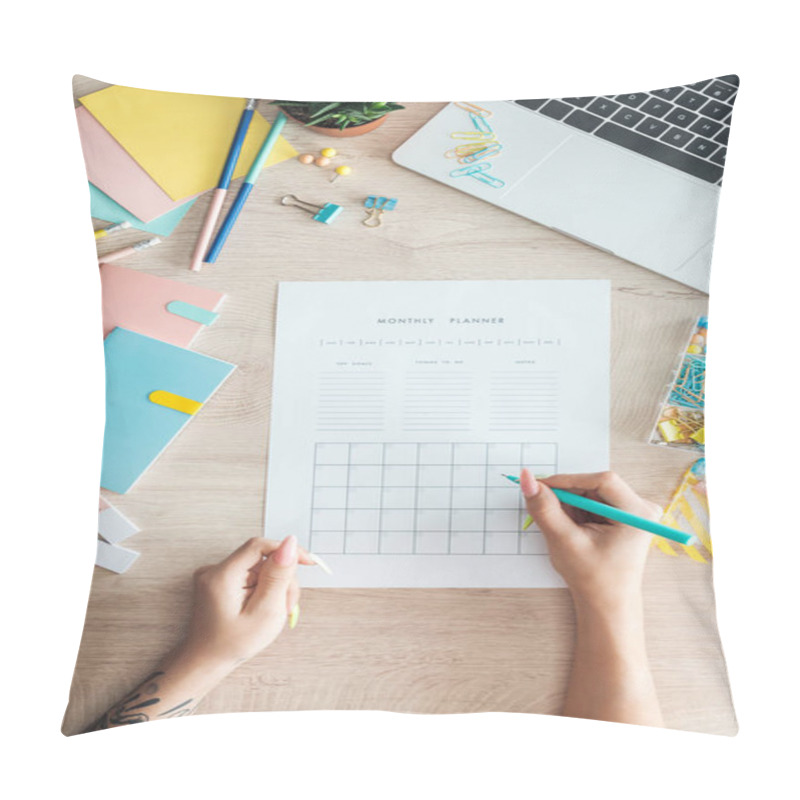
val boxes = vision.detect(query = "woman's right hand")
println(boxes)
[520,469,662,608]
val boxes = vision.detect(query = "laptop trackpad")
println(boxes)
[508,135,719,272]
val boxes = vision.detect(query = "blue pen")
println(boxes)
[204,111,288,264]
[190,98,257,271]
[503,474,695,546]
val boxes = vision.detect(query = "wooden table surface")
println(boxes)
[63,76,736,736]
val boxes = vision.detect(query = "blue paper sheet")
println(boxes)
[101,328,235,493]
[90,183,196,237]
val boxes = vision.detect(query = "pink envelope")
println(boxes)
[76,106,200,223]
[101,263,225,347]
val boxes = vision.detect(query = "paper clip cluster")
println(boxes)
[669,354,705,409]
[655,458,712,563]
[650,317,708,451]
[446,103,505,189]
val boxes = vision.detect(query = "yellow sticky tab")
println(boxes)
[682,544,708,563]
[148,390,203,415]
[654,538,677,556]
[677,496,712,555]
[654,514,680,555]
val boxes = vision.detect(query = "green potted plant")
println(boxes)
[270,101,405,137]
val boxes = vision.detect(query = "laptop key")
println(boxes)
[703,81,737,101]
[674,90,707,110]
[714,126,730,146]
[686,79,712,91]
[563,109,604,133]
[690,117,723,137]
[562,97,593,108]
[664,107,698,128]
[640,97,673,118]
[587,98,621,118]
[717,75,739,87]
[651,86,683,100]
[699,99,733,121]
[660,127,694,148]
[709,147,727,166]
[514,99,547,111]
[594,122,725,183]
[616,93,648,108]
[636,117,670,138]
[611,108,645,128]
[539,99,573,120]
[685,137,719,158]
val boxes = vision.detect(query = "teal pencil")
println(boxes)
[502,474,695,546]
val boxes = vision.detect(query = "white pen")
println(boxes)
[98,236,161,265]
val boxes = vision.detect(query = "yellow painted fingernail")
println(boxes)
[288,603,300,630]
[522,515,533,531]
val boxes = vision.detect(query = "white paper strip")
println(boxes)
[96,539,140,573]
[98,504,140,544]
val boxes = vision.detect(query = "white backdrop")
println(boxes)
[3,2,796,797]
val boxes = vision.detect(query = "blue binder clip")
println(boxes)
[280,194,343,224]
[363,196,398,227]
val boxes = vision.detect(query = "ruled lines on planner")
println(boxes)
[317,337,563,348]
[316,372,386,432]
[309,442,558,555]
[490,371,558,431]
[316,370,560,433]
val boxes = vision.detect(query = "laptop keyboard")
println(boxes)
[513,76,737,185]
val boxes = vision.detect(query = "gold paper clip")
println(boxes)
[451,130,495,141]
[444,142,490,159]
[454,102,493,118]
[459,142,503,164]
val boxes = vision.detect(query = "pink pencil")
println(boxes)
[98,237,161,265]
[190,98,257,272]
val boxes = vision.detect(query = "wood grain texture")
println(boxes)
[63,76,736,736]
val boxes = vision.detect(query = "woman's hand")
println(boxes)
[520,469,662,609]
[521,469,665,726]
[179,536,312,670]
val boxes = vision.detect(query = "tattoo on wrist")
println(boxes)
[84,670,197,732]
[157,698,196,718]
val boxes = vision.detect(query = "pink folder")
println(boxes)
[101,263,225,347]
[76,106,199,223]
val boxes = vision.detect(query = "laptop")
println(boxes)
[392,77,738,293]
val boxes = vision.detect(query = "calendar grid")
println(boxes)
[310,442,558,556]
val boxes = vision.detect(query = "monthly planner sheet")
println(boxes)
[264,280,610,587]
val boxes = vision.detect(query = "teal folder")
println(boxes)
[90,183,196,237]
[101,328,235,494]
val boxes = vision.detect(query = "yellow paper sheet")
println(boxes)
[80,86,296,200]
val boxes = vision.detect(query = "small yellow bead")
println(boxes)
[320,147,337,158]
[314,156,331,167]
[298,153,314,164]
[335,165,352,176]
